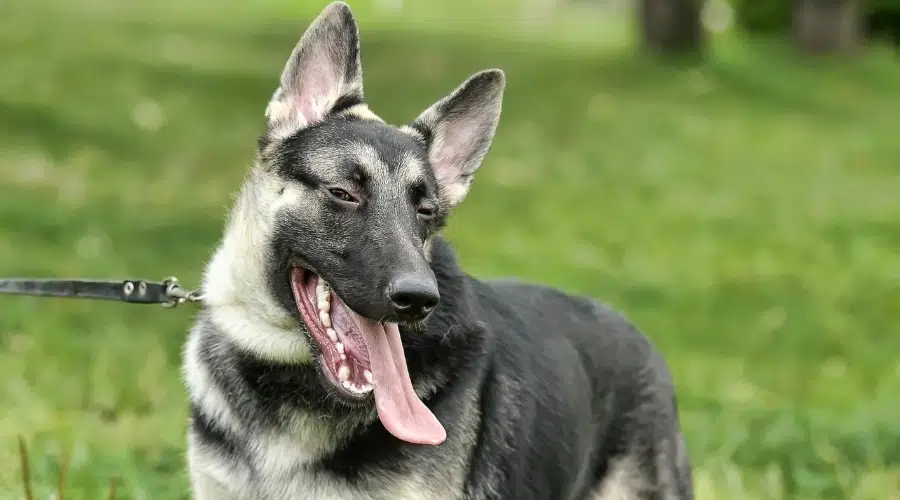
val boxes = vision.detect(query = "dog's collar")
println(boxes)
[0,276,203,308]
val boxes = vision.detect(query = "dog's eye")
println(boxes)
[328,188,358,204]
[417,205,436,220]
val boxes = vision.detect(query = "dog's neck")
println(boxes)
[201,170,314,363]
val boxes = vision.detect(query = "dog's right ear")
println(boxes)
[265,2,364,136]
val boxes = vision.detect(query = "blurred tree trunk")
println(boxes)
[792,0,862,54]
[638,0,705,56]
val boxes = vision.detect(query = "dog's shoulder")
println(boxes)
[482,278,667,371]
[459,278,687,499]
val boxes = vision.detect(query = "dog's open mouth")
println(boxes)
[289,267,446,445]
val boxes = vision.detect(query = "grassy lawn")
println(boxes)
[1,0,899,498]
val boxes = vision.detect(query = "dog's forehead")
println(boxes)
[300,120,433,186]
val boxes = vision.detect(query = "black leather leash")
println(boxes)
[0,276,203,308]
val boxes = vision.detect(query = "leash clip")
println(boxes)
[161,277,204,308]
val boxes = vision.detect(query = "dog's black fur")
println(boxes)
[190,236,693,498]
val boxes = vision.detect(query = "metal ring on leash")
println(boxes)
[162,277,205,308]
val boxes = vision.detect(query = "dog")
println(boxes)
[182,2,695,499]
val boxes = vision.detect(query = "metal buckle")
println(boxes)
[161,277,204,308]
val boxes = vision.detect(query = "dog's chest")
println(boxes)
[244,436,461,500]
[254,467,452,500]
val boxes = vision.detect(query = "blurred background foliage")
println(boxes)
[1,0,898,498]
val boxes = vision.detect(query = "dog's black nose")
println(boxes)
[387,275,440,320]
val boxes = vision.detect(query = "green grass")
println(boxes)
[1,0,899,498]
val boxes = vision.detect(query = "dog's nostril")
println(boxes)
[388,277,440,318]
[390,292,438,313]
[392,294,413,310]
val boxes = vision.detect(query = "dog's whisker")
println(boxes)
[441,326,456,343]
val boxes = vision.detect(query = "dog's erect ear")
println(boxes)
[265,2,363,135]
[408,70,505,207]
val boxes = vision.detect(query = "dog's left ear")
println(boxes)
[266,2,364,134]
[408,70,505,207]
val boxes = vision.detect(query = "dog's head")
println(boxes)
[260,1,503,322]
[211,2,503,444]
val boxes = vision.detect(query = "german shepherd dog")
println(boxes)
[182,2,694,499]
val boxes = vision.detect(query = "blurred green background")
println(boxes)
[1,0,898,498]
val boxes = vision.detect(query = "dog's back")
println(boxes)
[462,278,693,499]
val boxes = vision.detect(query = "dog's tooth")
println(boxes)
[327,328,338,342]
[316,279,332,304]
[363,370,373,384]
[336,342,344,354]
[320,311,331,327]
[338,364,350,382]
[346,383,371,395]
[340,353,346,361]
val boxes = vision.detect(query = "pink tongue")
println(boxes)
[351,317,446,445]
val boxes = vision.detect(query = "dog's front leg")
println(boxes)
[189,468,246,500]
[187,447,248,500]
